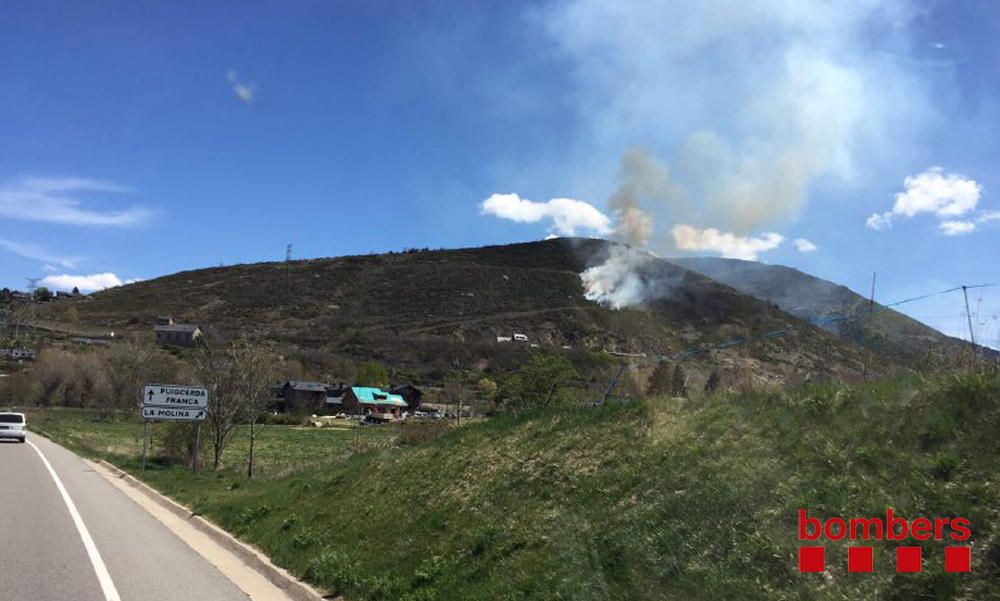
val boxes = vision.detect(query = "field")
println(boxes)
[25,372,1000,600]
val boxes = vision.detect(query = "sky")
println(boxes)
[1,0,999,343]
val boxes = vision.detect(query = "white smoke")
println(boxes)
[536,0,930,307]
[581,245,661,309]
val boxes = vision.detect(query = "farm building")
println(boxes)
[342,386,408,417]
[388,384,424,409]
[153,323,202,347]
[277,380,328,413]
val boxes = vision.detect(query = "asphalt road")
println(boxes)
[0,434,251,601]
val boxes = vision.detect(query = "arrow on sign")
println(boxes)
[148,389,155,402]
[196,410,205,419]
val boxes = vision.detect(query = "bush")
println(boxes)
[160,422,207,467]
[394,419,453,446]
[260,412,307,426]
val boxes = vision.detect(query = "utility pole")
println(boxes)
[962,285,977,368]
[285,243,292,288]
[862,272,876,381]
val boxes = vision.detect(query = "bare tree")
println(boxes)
[194,334,274,472]
[230,334,276,478]
[194,342,241,470]
[103,338,156,418]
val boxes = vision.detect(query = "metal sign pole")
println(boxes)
[192,422,201,474]
[141,420,149,471]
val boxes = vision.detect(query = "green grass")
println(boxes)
[27,373,1000,600]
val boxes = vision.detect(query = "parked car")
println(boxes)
[0,412,27,443]
[363,414,389,425]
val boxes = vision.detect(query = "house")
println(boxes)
[279,380,329,414]
[496,336,512,343]
[513,333,528,342]
[341,386,408,417]
[325,383,349,411]
[154,323,203,347]
[389,384,424,410]
[0,348,36,361]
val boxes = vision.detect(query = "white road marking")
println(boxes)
[28,440,122,601]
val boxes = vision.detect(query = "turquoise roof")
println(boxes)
[349,387,407,407]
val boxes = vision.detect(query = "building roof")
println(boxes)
[348,386,407,407]
[153,324,201,334]
[389,384,423,395]
[285,380,328,392]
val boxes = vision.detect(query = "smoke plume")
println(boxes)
[537,0,930,307]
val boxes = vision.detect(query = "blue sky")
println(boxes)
[1,1,998,342]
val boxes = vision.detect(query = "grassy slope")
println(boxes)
[32,373,1000,600]
[56,238,878,384]
[671,256,978,369]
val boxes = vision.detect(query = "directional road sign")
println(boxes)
[141,406,207,422]
[143,384,208,410]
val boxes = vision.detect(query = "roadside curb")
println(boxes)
[95,459,331,601]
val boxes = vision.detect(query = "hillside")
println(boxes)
[32,372,1000,600]
[671,257,978,369]
[59,238,881,389]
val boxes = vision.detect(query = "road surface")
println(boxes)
[0,434,253,600]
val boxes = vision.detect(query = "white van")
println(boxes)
[0,412,26,443]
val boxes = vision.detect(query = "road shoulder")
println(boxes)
[90,459,331,601]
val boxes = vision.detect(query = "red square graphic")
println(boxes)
[945,546,971,573]
[848,546,873,573]
[897,546,922,573]
[799,546,825,573]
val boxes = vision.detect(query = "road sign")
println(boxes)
[143,384,208,410]
[141,406,207,421]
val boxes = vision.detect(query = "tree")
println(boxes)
[102,340,157,418]
[444,375,468,424]
[194,343,241,470]
[670,365,687,398]
[230,334,276,478]
[704,370,721,394]
[357,360,389,388]
[71,286,80,295]
[195,335,275,472]
[33,287,52,302]
[503,353,579,409]
[646,362,672,396]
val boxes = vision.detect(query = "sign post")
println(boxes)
[141,384,208,473]
[141,420,149,471]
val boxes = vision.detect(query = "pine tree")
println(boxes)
[646,362,672,396]
[704,370,721,394]
[670,364,687,397]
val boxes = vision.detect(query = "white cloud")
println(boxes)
[867,167,982,231]
[0,238,82,268]
[979,211,1000,223]
[481,193,612,236]
[671,225,784,261]
[0,177,152,226]
[793,238,818,252]
[39,272,139,293]
[227,70,255,105]
[939,220,976,236]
